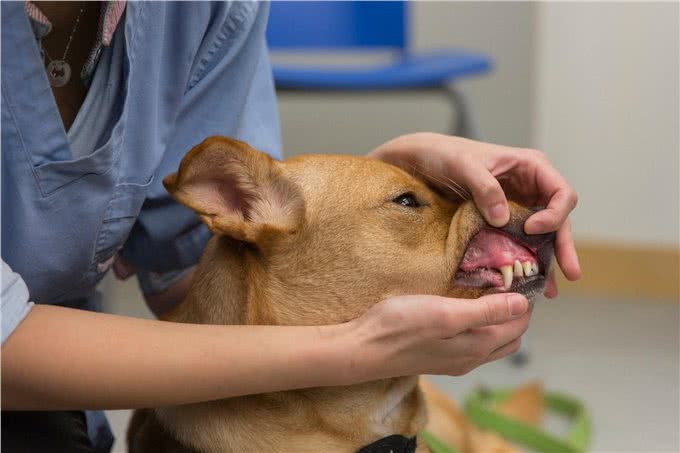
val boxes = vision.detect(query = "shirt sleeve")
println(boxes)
[136,267,193,296]
[2,260,34,344]
[119,2,281,293]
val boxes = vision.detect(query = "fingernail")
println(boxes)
[508,294,528,316]
[487,202,507,225]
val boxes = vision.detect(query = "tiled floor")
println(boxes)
[101,276,679,452]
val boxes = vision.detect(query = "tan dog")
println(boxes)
[127,137,554,453]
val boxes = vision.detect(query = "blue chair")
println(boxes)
[266,1,493,138]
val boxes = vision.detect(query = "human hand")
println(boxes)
[368,132,581,297]
[339,293,531,382]
[112,255,195,317]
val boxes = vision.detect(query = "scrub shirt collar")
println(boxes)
[24,1,127,85]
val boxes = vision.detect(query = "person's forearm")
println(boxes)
[1,304,349,410]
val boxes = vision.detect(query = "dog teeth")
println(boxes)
[513,260,523,277]
[500,265,514,289]
[497,259,539,288]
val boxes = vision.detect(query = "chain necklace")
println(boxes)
[43,6,86,87]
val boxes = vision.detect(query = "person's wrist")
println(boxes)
[310,320,371,387]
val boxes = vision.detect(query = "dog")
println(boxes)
[127,136,554,453]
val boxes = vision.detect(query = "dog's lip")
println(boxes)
[455,228,544,277]
[489,275,545,297]
[457,228,541,267]
[452,271,547,300]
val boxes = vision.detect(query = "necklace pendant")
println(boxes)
[46,60,71,87]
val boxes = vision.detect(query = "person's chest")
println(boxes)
[1,1,262,304]
[33,1,103,130]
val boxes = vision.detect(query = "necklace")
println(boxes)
[43,5,86,87]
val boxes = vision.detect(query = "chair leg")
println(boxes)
[444,85,479,139]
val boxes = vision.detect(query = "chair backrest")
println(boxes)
[266,1,407,50]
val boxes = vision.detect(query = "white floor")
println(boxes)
[100,276,680,453]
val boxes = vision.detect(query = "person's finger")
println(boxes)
[485,338,522,363]
[446,294,528,332]
[451,158,510,227]
[544,269,559,298]
[518,154,577,234]
[113,255,136,280]
[554,220,581,281]
[466,309,531,346]
[524,186,578,234]
[436,311,529,374]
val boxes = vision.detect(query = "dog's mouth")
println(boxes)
[453,227,552,298]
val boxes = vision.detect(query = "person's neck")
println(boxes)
[33,1,101,131]
[34,1,88,28]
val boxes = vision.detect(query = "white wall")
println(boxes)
[532,2,679,247]
[277,2,536,155]
[411,1,536,147]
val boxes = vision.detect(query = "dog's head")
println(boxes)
[165,137,554,326]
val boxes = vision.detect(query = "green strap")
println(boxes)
[464,389,591,453]
[420,431,460,453]
[420,389,591,453]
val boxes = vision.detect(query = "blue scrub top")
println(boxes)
[1,1,280,448]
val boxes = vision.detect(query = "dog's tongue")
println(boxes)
[458,229,535,271]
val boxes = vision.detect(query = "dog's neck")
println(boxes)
[159,237,427,452]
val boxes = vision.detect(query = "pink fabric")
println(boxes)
[25,1,127,84]
[102,1,126,46]
[24,1,50,28]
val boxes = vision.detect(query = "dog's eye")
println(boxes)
[392,193,420,208]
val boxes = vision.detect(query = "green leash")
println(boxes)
[420,430,460,453]
[421,388,591,453]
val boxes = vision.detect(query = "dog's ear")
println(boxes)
[164,136,304,243]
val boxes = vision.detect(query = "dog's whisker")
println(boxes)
[442,181,469,201]
[442,175,469,197]
[418,158,470,201]
[404,162,470,201]
[439,174,471,200]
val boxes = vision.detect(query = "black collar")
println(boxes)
[357,435,417,453]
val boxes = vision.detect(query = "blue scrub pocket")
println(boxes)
[91,177,154,279]
[32,134,123,196]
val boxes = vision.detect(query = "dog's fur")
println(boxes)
[127,137,553,453]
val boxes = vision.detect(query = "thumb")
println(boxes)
[456,161,510,228]
[449,293,528,330]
